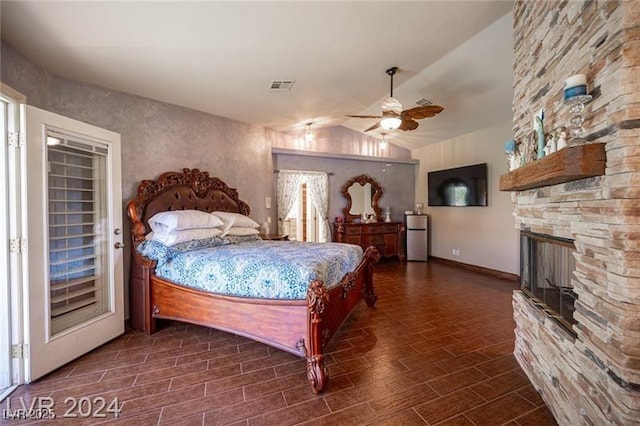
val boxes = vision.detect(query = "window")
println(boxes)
[47,132,110,335]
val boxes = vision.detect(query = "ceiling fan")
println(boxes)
[347,66,444,132]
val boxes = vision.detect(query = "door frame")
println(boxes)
[0,84,27,397]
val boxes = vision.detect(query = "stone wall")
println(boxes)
[510,1,639,424]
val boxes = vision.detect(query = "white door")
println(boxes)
[24,106,124,382]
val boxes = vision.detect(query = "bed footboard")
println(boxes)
[130,242,379,394]
[303,246,380,393]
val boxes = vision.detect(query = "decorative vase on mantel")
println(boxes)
[563,74,592,147]
[566,94,593,146]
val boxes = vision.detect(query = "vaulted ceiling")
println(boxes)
[1,1,514,150]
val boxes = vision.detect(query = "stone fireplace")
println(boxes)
[509,1,639,424]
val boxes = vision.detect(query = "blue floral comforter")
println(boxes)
[138,239,363,300]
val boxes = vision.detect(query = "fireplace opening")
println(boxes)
[520,231,577,333]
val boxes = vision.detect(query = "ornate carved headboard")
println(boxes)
[127,168,251,243]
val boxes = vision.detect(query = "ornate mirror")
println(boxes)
[341,174,383,221]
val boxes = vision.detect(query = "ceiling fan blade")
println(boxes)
[364,121,381,132]
[346,114,383,119]
[402,105,444,120]
[399,118,419,131]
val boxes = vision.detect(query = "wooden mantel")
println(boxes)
[499,143,606,191]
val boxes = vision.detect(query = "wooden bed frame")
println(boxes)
[127,168,379,393]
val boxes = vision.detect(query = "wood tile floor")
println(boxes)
[2,262,557,425]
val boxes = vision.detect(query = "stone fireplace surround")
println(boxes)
[510,1,639,424]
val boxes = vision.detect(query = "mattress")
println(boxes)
[138,238,363,299]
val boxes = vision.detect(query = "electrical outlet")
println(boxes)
[452,249,460,256]
[265,197,271,209]
[267,217,271,224]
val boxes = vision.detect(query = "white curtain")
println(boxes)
[276,171,302,235]
[304,172,330,242]
[276,170,330,242]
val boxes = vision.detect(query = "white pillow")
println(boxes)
[149,210,223,234]
[224,227,260,236]
[211,211,259,230]
[146,228,222,246]
[212,215,235,234]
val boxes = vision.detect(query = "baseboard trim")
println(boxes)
[428,256,519,282]
[0,385,18,403]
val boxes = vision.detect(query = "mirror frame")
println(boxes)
[341,174,384,222]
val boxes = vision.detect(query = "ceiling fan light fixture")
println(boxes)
[304,122,314,143]
[380,116,402,130]
[380,95,402,130]
[381,97,402,115]
[380,133,388,149]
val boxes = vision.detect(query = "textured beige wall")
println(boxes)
[412,121,519,274]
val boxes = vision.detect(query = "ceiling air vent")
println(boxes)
[269,80,295,91]
[415,98,433,107]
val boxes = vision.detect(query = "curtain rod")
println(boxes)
[273,169,334,176]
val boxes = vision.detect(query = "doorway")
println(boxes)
[276,170,330,243]
[285,182,319,242]
[0,92,125,393]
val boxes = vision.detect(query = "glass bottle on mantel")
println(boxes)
[535,111,545,159]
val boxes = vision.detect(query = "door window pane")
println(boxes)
[47,134,109,335]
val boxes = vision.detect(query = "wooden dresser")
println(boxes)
[333,222,405,261]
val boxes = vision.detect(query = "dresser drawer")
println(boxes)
[384,224,399,233]
[362,224,383,234]
[345,236,361,245]
[345,226,362,235]
[362,234,385,245]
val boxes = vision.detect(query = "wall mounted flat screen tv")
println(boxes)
[428,163,488,207]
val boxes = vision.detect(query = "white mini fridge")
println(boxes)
[406,214,428,261]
